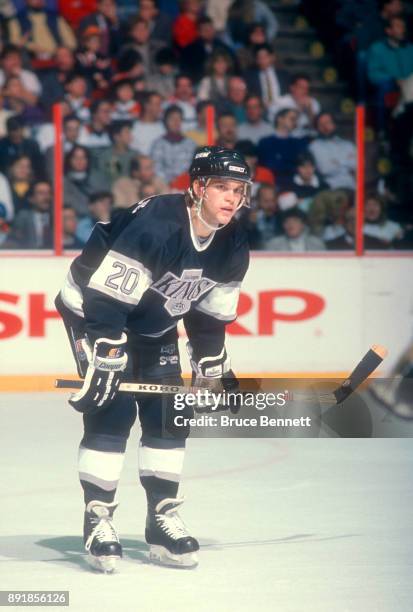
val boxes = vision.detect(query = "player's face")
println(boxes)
[201,178,245,225]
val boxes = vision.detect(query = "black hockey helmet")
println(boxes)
[189,146,252,184]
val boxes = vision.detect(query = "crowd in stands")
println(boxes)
[303,0,413,242]
[0,0,411,251]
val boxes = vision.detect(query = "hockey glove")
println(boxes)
[188,344,241,413]
[69,333,128,415]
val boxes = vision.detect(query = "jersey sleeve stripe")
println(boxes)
[194,282,241,321]
[60,268,85,317]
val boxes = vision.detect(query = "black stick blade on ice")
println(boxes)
[333,345,388,404]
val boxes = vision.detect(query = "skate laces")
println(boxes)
[85,503,119,551]
[155,498,189,540]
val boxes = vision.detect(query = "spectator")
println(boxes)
[39,47,75,110]
[44,114,81,180]
[78,99,112,150]
[8,0,76,64]
[309,112,357,191]
[146,48,178,98]
[226,0,279,47]
[326,207,389,250]
[284,153,329,211]
[367,16,413,131]
[0,45,42,106]
[6,155,33,216]
[244,44,289,109]
[115,49,146,93]
[0,92,16,138]
[238,94,273,143]
[62,206,84,249]
[33,99,72,153]
[9,180,53,248]
[111,80,140,121]
[131,91,165,155]
[235,139,274,201]
[137,0,173,46]
[197,51,234,104]
[91,121,136,190]
[58,0,97,30]
[64,73,91,123]
[185,100,218,146]
[218,76,248,123]
[335,0,403,98]
[367,16,413,86]
[205,0,233,35]
[0,170,14,222]
[1,75,45,125]
[121,17,165,77]
[112,154,169,208]
[0,212,12,247]
[363,193,404,244]
[310,192,352,241]
[167,74,197,130]
[76,191,113,244]
[63,145,102,216]
[246,182,280,248]
[257,108,308,188]
[264,208,326,252]
[0,116,44,179]
[150,105,196,183]
[216,111,238,149]
[79,0,121,57]
[172,0,202,50]
[180,15,235,83]
[236,22,267,71]
[75,26,112,95]
[269,74,321,138]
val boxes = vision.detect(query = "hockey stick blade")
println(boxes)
[331,344,387,404]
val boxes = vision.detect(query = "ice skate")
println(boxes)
[145,498,199,568]
[84,500,122,573]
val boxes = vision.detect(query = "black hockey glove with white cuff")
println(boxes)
[69,333,128,415]
[188,344,241,414]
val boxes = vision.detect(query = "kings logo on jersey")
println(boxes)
[151,269,216,316]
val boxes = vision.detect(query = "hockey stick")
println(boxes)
[55,344,387,405]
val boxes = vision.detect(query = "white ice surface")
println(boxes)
[1,393,413,612]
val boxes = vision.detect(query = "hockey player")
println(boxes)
[55,146,252,572]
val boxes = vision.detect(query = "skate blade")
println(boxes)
[149,545,198,569]
[87,553,120,573]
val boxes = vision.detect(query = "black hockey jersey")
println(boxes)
[58,194,249,360]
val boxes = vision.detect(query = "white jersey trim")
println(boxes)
[60,269,85,318]
[195,281,241,321]
[88,249,152,306]
[187,207,216,252]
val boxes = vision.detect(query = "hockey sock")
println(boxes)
[140,475,179,515]
[81,480,116,506]
[138,440,185,514]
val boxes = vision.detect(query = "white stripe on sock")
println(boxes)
[78,446,125,485]
[138,442,185,481]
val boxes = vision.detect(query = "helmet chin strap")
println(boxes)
[190,178,247,233]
